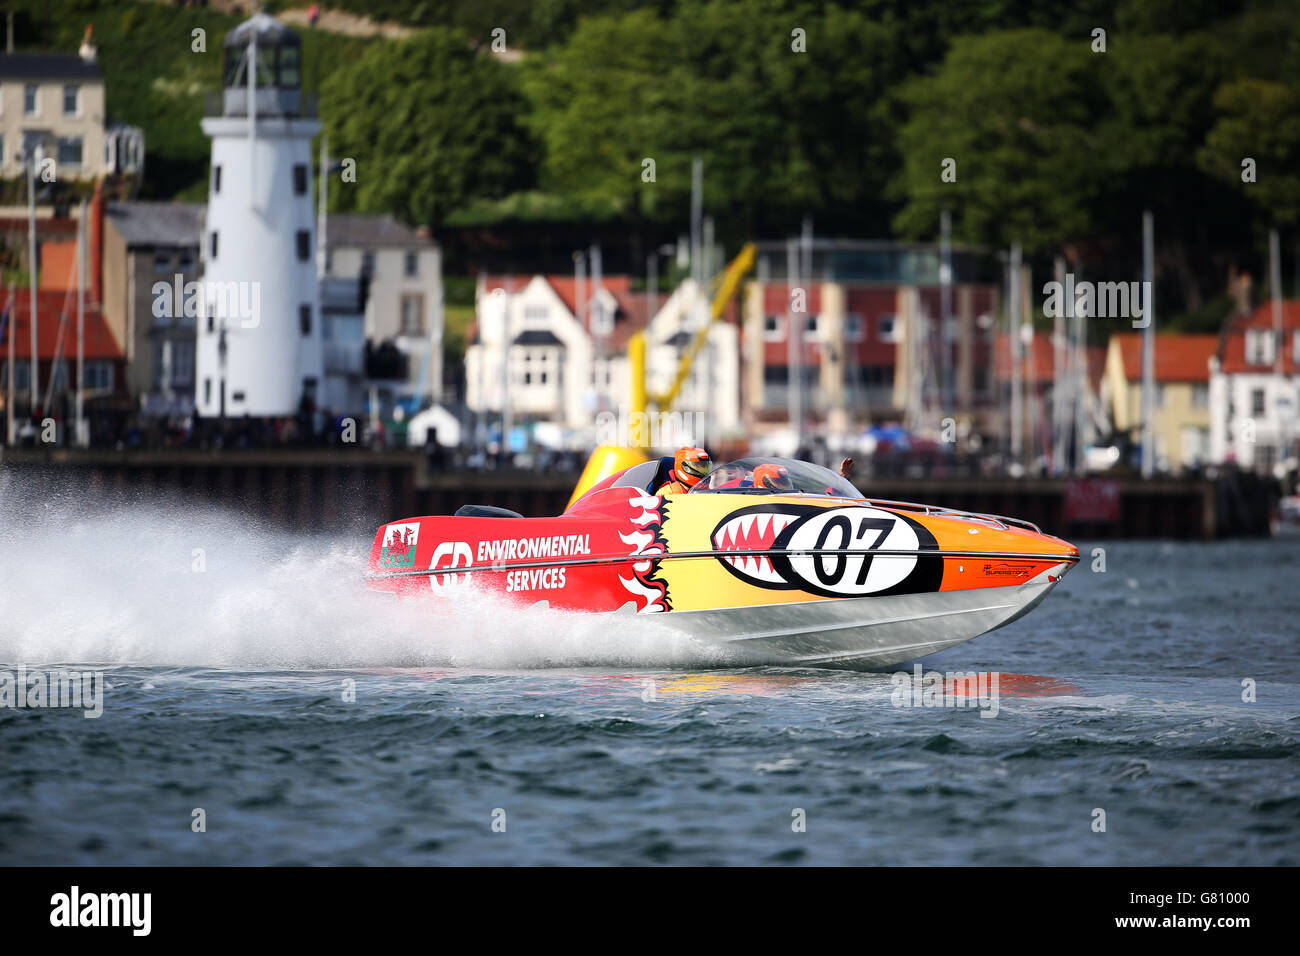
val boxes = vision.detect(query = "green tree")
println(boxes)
[1200,78,1300,226]
[320,28,535,227]
[522,1,899,235]
[890,29,1107,254]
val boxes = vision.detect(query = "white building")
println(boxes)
[466,274,740,445]
[1209,300,1300,474]
[642,278,741,437]
[323,213,443,406]
[195,13,322,418]
[468,275,599,433]
[0,25,144,182]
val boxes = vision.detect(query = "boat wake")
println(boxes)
[0,488,739,671]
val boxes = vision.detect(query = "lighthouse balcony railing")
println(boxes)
[205,90,318,119]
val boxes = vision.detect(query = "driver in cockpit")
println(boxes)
[656,446,712,495]
[752,463,794,491]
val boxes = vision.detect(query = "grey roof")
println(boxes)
[326,213,433,250]
[513,330,564,346]
[106,202,204,249]
[0,52,102,80]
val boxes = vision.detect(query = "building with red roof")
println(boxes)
[1209,301,1300,473]
[468,273,667,434]
[0,289,125,436]
[1102,332,1217,470]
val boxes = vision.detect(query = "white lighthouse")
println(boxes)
[195,13,322,418]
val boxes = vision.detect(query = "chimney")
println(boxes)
[79,24,96,64]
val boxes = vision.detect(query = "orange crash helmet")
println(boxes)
[753,463,794,491]
[673,447,712,488]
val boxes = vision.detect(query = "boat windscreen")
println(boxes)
[690,457,865,498]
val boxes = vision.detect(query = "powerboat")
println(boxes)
[366,457,1079,667]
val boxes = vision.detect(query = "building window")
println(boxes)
[404,251,418,277]
[523,305,548,327]
[178,252,195,273]
[210,231,218,260]
[171,345,193,387]
[1155,383,1167,408]
[1245,328,1274,366]
[63,85,79,116]
[299,304,312,336]
[295,230,310,261]
[293,164,307,195]
[763,314,783,341]
[845,313,864,341]
[153,253,172,274]
[1251,387,1266,416]
[361,251,375,275]
[23,84,37,116]
[1191,384,1208,408]
[803,314,820,339]
[878,315,897,343]
[213,165,221,194]
[400,294,425,336]
[56,137,82,166]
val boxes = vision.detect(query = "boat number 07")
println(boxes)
[784,508,920,596]
[811,515,894,586]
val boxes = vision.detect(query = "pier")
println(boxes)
[0,449,1276,539]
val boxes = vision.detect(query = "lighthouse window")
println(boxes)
[279,47,301,87]
[299,304,312,336]
[210,231,219,259]
[296,230,310,261]
[213,165,221,193]
[256,48,275,86]
[293,164,307,195]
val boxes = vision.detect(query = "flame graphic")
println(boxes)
[617,492,671,611]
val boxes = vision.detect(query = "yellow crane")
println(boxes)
[566,242,757,507]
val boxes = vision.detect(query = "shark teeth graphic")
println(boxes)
[711,510,793,585]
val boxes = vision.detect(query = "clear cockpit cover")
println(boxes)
[690,457,865,498]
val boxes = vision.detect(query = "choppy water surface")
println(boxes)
[0,488,1296,865]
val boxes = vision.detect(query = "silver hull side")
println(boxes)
[653,564,1069,668]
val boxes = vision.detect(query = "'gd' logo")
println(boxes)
[429,542,473,590]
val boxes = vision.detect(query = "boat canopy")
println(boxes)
[690,457,865,498]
